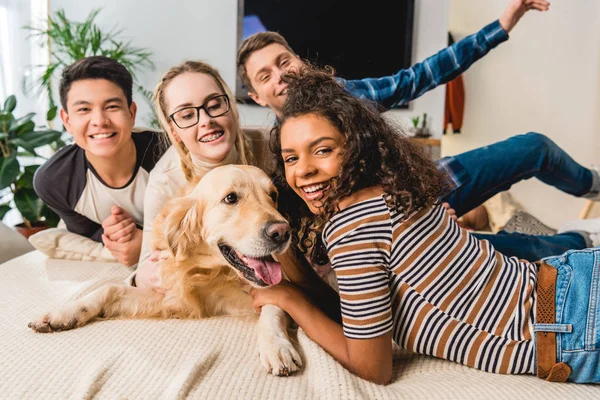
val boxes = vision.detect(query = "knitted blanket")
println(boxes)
[1,252,597,399]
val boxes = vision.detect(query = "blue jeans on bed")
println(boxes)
[474,231,587,263]
[537,248,600,383]
[440,132,594,261]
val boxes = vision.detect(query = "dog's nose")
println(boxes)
[264,221,291,245]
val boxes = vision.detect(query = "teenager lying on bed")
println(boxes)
[251,67,600,384]
[236,0,600,261]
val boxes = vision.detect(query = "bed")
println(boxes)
[1,251,597,399]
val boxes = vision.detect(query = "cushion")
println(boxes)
[481,191,524,233]
[28,228,116,262]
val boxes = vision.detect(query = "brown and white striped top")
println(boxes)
[322,195,538,374]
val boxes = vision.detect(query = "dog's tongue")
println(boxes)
[245,257,282,285]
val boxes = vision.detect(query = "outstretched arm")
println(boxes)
[340,0,549,109]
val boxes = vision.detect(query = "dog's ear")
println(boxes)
[163,196,203,259]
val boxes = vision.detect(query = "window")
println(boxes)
[0,0,48,118]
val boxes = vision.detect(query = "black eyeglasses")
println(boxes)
[169,94,230,129]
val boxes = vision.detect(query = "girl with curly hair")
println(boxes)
[250,67,600,385]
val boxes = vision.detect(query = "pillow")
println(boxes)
[28,228,116,262]
[0,221,34,264]
[482,191,524,233]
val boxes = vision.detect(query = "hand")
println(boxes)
[102,206,136,243]
[135,251,168,294]
[102,227,143,267]
[500,0,550,33]
[457,205,490,231]
[442,202,458,222]
[149,249,171,263]
[249,280,305,312]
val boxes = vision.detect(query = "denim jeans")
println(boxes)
[473,231,587,263]
[537,248,600,383]
[441,133,593,261]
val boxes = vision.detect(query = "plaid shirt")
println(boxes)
[337,20,508,110]
[338,20,508,191]
[276,20,508,192]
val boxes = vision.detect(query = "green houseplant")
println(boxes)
[24,8,158,127]
[0,95,64,237]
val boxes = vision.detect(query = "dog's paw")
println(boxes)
[28,305,93,333]
[258,336,302,376]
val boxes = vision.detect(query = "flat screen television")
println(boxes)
[239,0,415,108]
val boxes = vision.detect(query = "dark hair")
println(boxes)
[59,56,133,111]
[236,31,298,93]
[270,67,449,256]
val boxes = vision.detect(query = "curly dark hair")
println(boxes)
[270,67,449,258]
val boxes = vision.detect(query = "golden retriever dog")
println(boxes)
[28,165,302,376]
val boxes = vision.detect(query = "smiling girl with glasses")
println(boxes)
[129,61,256,288]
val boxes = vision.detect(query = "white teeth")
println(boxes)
[199,131,224,143]
[303,183,326,194]
[91,133,115,139]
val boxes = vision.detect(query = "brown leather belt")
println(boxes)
[536,261,571,382]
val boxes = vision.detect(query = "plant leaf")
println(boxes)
[14,188,43,222]
[9,139,38,156]
[3,95,17,112]
[0,154,20,190]
[40,204,60,227]
[15,120,35,135]
[46,105,58,121]
[16,165,40,190]
[0,204,10,220]
[0,112,14,133]
[13,129,62,149]
[27,7,155,117]
[10,113,36,132]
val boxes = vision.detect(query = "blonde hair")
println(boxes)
[154,61,253,182]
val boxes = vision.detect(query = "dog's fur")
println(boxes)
[28,165,302,376]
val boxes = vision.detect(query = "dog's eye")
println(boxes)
[223,193,238,204]
[269,191,278,203]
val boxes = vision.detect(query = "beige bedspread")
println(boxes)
[1,251,597,399]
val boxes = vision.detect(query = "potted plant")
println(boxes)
[0,95,64,238]
[24,8,158,128]
[413,112,432,138]
[409,115,420,136]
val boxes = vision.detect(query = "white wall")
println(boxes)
[49,0,451,134]
[50,0,240,128]
[445,0,600,227]
[239,0,451,136]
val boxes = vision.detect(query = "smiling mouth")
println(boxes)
[300,181,330,201]
[199,131,224,143]
[90,132,117,140]
[218,244,283,287]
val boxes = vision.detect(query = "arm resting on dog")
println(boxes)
[251,282,392,384]
[277,246,342,323]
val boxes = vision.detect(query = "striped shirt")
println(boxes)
[322,195,538,374]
